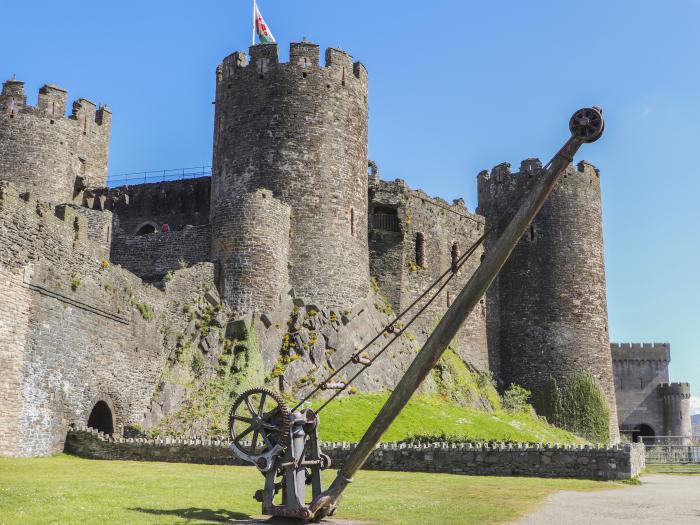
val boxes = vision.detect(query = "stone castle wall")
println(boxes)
[0,181,211,456]
[612,343,670,437]
[111,225,211,282]
[211,189,291,313]
[212,42,369,309]
[368,175,489,371]
[0,79,111,204]
[478,160,619,441]
[65,427,645,481]
[88,177,211,235]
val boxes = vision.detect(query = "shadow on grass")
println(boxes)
[130,507,252,523]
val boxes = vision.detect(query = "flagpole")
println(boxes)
[252,0,256,46]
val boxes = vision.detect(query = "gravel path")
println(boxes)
[514,475,700,525]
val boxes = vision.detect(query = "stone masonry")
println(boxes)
[478,160,620,441]
[368,174,489,371]
[212,43,370,308]
[0,180,219,456]
[0,79,111,204]
[0,39,693,457]
[65,426,645,481]
[612,343,693,439]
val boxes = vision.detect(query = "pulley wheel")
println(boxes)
[569,107,604,143]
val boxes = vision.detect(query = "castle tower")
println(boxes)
[0,78,111,204]
[478,159,619,441]
[211,42,369,309]
[211,189,291,313]
[660,383,692,437]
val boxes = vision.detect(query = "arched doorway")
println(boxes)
[136,222,157,236]
[87,401,114,435]
[632,423,655,443]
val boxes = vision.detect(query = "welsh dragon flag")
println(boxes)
[254,1,275,44]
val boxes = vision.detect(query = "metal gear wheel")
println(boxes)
[229,388,290,457]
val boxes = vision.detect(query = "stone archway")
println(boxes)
[135,221,158,235]
[632,423,655,443]
[87,400,115,435]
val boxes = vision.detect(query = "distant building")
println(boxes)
[612,343,693,441]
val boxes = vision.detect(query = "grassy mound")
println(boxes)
[312,392,585,444]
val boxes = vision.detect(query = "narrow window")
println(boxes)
[640,378,644,389]
[415,233,425,267]
[446,291,451,307]
[451,242,459,273]
[528,224,536,241]
[350,207,355,237]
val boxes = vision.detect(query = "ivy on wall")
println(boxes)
[534,372,610,443]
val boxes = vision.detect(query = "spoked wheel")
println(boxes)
[229,388,290,459]
[569,107,604,143]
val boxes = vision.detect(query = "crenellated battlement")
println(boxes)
[477,159,599,186]
[369,175,484,222]
[0,79,111,128]
[217,41,367,87]
[659,382,692,398]
[0,76,112,203]
[611,342,671,363]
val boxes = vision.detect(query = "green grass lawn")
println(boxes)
[0,455,611,525]
[645,463,700,475]
[312,393,584,444]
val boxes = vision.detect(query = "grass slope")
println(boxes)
[0,455,609,525]
[312,392,585,444]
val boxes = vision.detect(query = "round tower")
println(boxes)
[212,42,369,309]
[211,189,291,313]
[659,383,692,438]
[477,159,620,442]
[0,78,111,204]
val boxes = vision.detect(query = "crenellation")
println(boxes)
[491,161,512,179]
[0,77,111,203]
[249,42,279,67]
[519,158,542,175]
[0,78,26,113]
[219,43,365,84]
[290,41,320,67]
[37,84,68,116]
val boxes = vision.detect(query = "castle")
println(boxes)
[0,41,692,457]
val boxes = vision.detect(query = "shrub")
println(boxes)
[559,372,611,443]
[502,384,532,413]
[191,351,205,375]
[533,376,563,425]
[132,300,154,321]
[70,278,81,291]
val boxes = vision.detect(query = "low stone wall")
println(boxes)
[65,427,644,480]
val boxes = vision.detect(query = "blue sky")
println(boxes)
[3,1,698,409]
